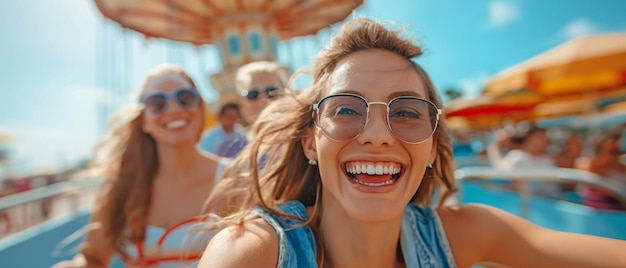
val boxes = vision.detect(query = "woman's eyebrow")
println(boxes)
[389,90,424,99]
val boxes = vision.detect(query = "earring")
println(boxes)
[308,158,318,166]
[427,163,433,168]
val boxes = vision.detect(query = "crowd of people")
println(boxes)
[42,17,626,267]
[454,121,626,209]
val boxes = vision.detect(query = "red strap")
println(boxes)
[143,253,203,266]
[156,216,203,246]
[132,216,209,266]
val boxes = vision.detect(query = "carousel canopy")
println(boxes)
[94,0,364,97]
[94,0,364,45]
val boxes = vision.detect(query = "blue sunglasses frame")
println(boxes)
[140,88,200,115]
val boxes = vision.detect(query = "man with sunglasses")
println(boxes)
[205,61,289,158]
[236,61,289,126]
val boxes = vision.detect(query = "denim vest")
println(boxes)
[253,201,457,268]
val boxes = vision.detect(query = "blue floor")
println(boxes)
[0,209,124,268]
[0,209,90,267]
[460,181,626,240]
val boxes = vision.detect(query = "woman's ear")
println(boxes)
[429,138,437,165]
[301,127,318,160]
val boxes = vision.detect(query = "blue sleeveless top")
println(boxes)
[253,201,457,268]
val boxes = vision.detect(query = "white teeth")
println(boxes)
[353,179,395,186]
[166,119,187,129]
[346,162,401,175]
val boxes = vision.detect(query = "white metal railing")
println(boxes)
[454,166,626,217]
[0,176,101,239]
[2,166,624,237]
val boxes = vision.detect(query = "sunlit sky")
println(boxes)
[1,0,626,177]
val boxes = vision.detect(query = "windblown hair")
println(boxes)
[209,18,457,227]
[84,64,203,260]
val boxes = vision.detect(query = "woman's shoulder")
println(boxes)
[199,217,278,268]
[436,203,524,232]
[435,203,542,266]
[437,203,494,219]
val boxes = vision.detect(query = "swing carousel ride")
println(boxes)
[93,0,364,101]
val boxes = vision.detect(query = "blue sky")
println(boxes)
[1,0,626,177]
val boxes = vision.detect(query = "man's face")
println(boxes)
[239,72,282,124]
[220,107,240,132]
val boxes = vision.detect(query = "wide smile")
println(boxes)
[344,161,403,187]
[164,119,189,129]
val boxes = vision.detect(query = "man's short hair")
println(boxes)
[235,61,289,90]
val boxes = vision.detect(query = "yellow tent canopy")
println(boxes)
[485,32,626,97]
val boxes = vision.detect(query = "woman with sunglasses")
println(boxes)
[199,18,626,267]
[53,64,227,268]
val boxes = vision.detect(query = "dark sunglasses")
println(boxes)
[240,86,281,100]
[140,88,199,115]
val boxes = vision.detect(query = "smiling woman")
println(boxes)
[52,64,227,268]
[199,18,626,268]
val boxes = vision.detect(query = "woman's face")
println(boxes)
[599,139,623,165]
[140,73,203,145]
[526,130,550,154]
[305,49,437,222]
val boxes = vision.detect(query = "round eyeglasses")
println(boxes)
[312,93,442,144]
[140,88,200,115]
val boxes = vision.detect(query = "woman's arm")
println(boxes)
[441,204,626,267]
[198,218,279,268]
[51,215,115,268]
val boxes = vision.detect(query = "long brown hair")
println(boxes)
[85,64,203,260]
[209,18,456,226]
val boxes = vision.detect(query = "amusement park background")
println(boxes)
[1,0,626,266]
[2,0,626,181]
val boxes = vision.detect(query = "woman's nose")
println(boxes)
[356,105,395,146]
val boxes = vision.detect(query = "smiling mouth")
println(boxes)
[165,119,188,129]
[345,161,402,186]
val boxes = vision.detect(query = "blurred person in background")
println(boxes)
[236,61,289,128]
[554,134,584,169]
[488,123,554,169]
[487,123,560,198]
[553,134,585,191]
[212,61,290,158]
[580,126,626,210]
[198,102,245,157]
[53,64,228,267]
